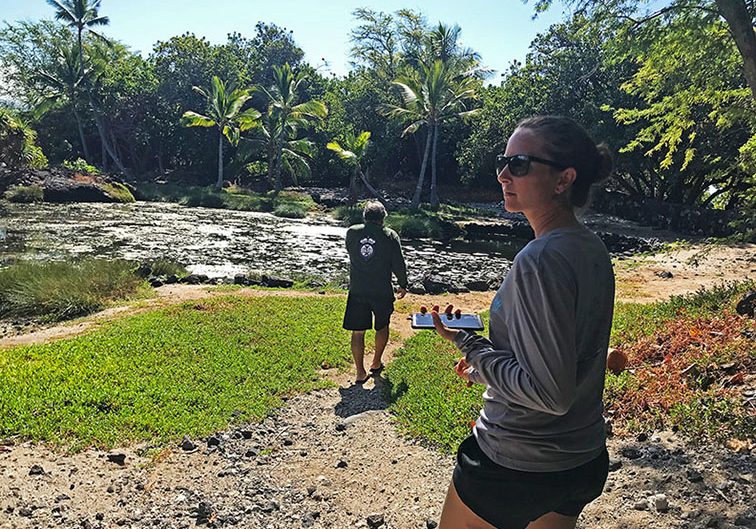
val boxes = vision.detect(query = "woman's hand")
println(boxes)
[431,307,460,342]
[455,357,475,387]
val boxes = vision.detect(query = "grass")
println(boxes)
[4,185,43,203]
[385,281,755,451]
[0,259,147,321]
[101,182,135,203]
[138,183,317,218]
[0,295,351,450]
[383,318,489,453]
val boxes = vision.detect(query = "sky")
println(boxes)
[0,0,569,80]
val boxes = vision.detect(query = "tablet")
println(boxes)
[410,312,484,331]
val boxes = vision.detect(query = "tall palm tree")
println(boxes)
[327,131,387,205]
[181,76,261,188]
[384,60,480,208]
[34,42,91,161]
[259,64,327,192]
[45,0,110,78]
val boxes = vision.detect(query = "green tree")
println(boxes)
[384,59,480,208]
[529,0,756,102]
[327,130,386,204]
[0,109,48,169]
[45,0,109,78]
[33,41,92,162]
[258,64,327,192]
[180,76,261,189]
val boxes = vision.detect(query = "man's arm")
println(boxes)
[390,232,408,293]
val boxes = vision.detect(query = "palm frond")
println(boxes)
[180,111,215,128]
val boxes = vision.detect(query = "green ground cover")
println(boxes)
[385,282,754,452]
[0,295,351,450]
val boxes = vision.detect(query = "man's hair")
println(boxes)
[363,201,386,223]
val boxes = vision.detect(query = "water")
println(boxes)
[0,202,526,287]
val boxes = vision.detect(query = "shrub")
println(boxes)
[333,205,363,226]
[0,109,47,169]
[145,258,187,278]
[273,203,307,218]
[4,185,43,203]
[62,158,100,175]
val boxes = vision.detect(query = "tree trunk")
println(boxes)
[216,131,224,189]
[273,141,284,193]
[72,106,91,162]
[715,0,756,101]
[359,168,388,207]
[411,128,432,209]
[93,112,129,177]
[101,137,108,170]
[348,166,360,203]
[430,123,440,208]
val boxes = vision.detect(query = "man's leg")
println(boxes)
[351,330,367,381]
[371,325,389,371]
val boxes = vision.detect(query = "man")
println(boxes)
[343,201,408,384]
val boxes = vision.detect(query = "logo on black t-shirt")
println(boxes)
[359,237,376,260]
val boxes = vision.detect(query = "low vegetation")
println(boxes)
[0,296,350,450]
[386,282,755,452]
[4,185,44,203]
[139,184,316,218]
[0,259,146,321]
[333,204,464,239]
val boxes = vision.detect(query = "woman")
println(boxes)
[432,116,615,529]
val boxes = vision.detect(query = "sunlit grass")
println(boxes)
[0,295,351,450]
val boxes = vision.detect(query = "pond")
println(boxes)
[0,202,527,289]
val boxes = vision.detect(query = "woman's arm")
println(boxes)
[458,250,578,415]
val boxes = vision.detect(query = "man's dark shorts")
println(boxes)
[343,293,394,331]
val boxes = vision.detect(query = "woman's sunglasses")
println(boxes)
[496,154,567,177]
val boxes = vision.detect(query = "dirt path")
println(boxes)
[1,244,754,528]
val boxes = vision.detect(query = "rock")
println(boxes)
[686,469,704,483]
[464,280,490,292]
[656,271,674,279]
[366,513,385,528]
[196,501,213,524]
[29,464,45,476]
[633,499,649,510]
[608,459,623,472]
[650,493,669,512]
[621,447,642,459]
[736,291,756,317]
[261,274,293,288]
[207,435,221,448]
[180,436,197,451]
[426,521,438,529]
[734,515,753,527]
[336,459,348,469]
[106,453,126,466]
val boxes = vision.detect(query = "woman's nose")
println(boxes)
[497,167,511,184]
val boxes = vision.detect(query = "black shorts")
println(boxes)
[453,435,609,529]
[342,293,394,331]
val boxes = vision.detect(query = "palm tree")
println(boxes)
[34,42,91,161]
[327,131,387,206]
[259,64,327,192]
[181,76,261,188]
[45,0,110,78]
[384,59,480,208]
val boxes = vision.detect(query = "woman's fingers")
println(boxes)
[431,310,456,341]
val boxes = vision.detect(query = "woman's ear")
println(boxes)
[555,167,577,195]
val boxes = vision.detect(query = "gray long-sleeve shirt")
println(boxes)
[454,224,615,472]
